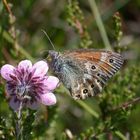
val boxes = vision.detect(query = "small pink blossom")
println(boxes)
[0,60,59,110]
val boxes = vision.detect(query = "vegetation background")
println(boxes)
[0,0,140,139]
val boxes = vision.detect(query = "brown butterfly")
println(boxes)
[48,49,124,100]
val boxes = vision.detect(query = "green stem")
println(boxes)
[17,45,34,62]
[77,100,99,119]
[115,131,127,140]
[88,0,112,50]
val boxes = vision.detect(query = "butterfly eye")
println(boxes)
[83,89,88,94]
[97,73,100,77]
[109,59,114,63]
[91,65,96,70]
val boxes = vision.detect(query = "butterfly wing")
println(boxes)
[61,49,124,99]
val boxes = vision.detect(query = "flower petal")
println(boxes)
[9,97,20,111]
[27,101,39,110]
[45,76,59,90]
[18,60,32,70]
[33,61,48,76]
[39,93,57,106]
[6,84,15,95]
[0,64,15,80]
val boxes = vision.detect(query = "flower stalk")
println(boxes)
[15,102,23,140]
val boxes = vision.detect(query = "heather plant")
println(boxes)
[0,0,140,140]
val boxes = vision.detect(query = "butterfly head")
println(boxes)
[48,50,59,59]
[48,50,62,72]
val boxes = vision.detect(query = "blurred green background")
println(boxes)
[0,0,140,139]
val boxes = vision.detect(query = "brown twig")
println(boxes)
[113,97,140,111]
[2,0,19,55]
[2,0,13,16]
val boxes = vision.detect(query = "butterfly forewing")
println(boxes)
[49,49,124,100]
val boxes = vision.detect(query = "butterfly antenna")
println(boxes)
[41,29,56,50]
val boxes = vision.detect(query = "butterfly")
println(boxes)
[48,49,124,100]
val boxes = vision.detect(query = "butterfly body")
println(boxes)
[49,49,124,100]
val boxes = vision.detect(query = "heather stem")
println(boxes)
[88,0,112,50]
[15,102,23,140]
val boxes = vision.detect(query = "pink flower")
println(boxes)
[0,60,59,110]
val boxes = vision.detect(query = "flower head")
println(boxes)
[0,60,59,110]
